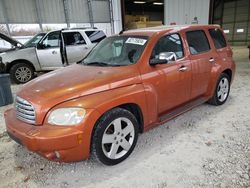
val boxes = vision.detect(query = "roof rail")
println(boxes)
[61,27,98,30]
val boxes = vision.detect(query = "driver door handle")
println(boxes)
[52,50,57,54]
[179,66,188,72]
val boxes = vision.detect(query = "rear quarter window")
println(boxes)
[209,28,227,49]
[186,30,210,55]
[85,30,106,43]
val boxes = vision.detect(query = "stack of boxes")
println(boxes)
[125,15,163,29]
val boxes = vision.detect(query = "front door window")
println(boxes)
[40,31,60,48]
[151,33,184,60]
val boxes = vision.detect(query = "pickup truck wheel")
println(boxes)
[208,73,230,105]
[91,108,139,165]
[10,63,34,84]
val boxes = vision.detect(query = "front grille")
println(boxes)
[15,96,36,124]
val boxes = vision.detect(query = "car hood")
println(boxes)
[17,63,141,123]
[0,33,24,48]
[0,47,36,62]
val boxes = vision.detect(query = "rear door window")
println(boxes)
[209,29,227,49]
[85,30,106,43]
[63,32,86,46]
[186,30,210,55]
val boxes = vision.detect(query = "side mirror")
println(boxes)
[159,52,177,62]
[149,52,177,66]
[37,43,45,49]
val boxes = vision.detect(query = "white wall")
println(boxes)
[164,0,210,25]
[112,0,122,34]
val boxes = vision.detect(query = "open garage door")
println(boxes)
[122,0,164,30]
[212,0,250,45]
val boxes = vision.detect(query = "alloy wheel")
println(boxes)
[15,66,32,83]
[101,117,135,160]
[217,77,229,102]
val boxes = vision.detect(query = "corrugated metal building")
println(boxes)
[0,0,249,45]
[0,0,114,35]
[164,0,210,25]
[212,0,250,45]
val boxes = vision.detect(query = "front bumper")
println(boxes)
[4,109,90,162]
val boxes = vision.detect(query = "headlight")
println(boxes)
[48,108,86,126]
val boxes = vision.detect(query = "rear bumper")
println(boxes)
[4,109,89,162]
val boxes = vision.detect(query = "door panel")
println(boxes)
[36,47,62,69]
[62,31,91,64]
[36,31,63,69]
[141,59,191,116]
[66,45,91,64]
[160,61,191,113]
[185,30,214,99]
[189,54,213,99]
[141,32,192,116]
[208,28,233,66]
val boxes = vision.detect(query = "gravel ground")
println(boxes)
[0,47,249,188]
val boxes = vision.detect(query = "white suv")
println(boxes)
[0,28,106,83]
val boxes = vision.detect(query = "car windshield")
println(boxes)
[24,33,46,48]
[82,35,148,66]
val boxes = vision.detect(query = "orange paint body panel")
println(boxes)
[4,25,235,162]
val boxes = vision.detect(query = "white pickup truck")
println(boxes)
[0,28,106,83]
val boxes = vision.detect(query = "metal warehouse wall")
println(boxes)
[213,0,250,46]
[164,0,210,25]
[0,0,111,23]
[0,0,112,34]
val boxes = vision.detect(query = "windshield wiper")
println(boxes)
[84,61,110,66]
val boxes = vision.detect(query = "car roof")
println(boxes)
[62,29,102,33]
[46,28,102,33]
[61,28,102,33]
[123,24,221,37]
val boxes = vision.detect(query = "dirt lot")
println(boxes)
[0,47,249,188]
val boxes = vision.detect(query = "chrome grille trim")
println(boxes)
[15,96,36,124]
[16,107,35,116]
[16,102,34,111]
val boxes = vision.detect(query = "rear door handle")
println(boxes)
[179,66,188,72]
[209,58,215,63]
[52,50,57,54]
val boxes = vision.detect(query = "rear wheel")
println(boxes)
[9,63,34,84]
[91,108,139,165]
[208,73,230,105]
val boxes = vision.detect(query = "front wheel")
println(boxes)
[9,63,34,84]
[91,108,139,165]
[208,73,230,105]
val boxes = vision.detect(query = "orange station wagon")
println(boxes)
[5,25,235,165]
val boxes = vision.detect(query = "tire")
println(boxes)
[208,73,230,106]
[91,108,139,165]
[9,63,35,84]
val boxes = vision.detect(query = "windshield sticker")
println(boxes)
[125,38,147,45]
